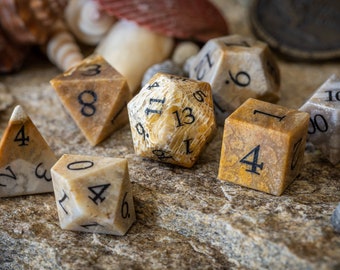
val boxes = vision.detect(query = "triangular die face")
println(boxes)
[0,106,57,197]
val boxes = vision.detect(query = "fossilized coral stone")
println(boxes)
[51,154,136,235]
[128,73,216,168]
[0,105,57,197]
[188,35,280,125]
[300,74,340,165]
[50,54,131,146]
[218,98,309,196]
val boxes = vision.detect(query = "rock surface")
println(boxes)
[0,0,340,269]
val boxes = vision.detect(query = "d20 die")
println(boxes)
[51,154,136,235]
[300,74,340,165]
[0,105,57,197]
[218,98,309,196]
[188,35,280,125]
[50,54,131,146]
[128,73,216,168]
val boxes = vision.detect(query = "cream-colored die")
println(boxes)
[51,154,136,235]
[128,73,216,168]
[300,74,340,165]
[188,35,280,125]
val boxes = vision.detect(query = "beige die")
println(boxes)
[51,154,136,235]
[128,73,216,168]
[300,74,340,165]
[188,35,280,125]
[0,106,57,197]
[218,98,309,196]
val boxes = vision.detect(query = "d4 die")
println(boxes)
[218,98,309,196]
[188,35,280,125]
[51,154,136,235]
[50,54,131,146]
[128,73,216,168]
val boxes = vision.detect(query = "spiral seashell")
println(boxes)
[142,60,184,87]
[65,0,114,45]
[46,21,84,71]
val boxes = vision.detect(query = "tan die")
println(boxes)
[300,74,340,165]
[51,154,136,235]
[188,35,280,125]
[0,105,57,197]
[128,73,216,168]
[218,98,309,196]
[50,54,131,146]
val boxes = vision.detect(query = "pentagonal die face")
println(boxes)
[300,74,340,165]
[188,35,280,125]
[51,154,136,235]
[128,73,216,168]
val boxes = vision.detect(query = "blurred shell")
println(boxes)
[142,60,184,87]
[172,41,200,67]
[46,21,84,71]
[65,0,114,45]
[0,82,14,111]
[97,0,229,42]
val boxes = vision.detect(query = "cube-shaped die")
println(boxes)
[218,98,309,196]
[51,154,136,235]
[188,35,280,125]
[300,74,340,165]
[50,55,131,146]
[128,73,216,168]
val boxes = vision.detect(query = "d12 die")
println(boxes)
[188,35,280,125]
[300,74,340,165]
[51,154,136,235]
[218,98,309,196]
[50,54,131,146]
[128,73,216,168]
[0,105,57,197]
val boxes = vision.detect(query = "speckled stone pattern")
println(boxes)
[0,0,340,269]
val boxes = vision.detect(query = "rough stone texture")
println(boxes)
[0,0,339,269]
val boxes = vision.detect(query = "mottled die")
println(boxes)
[300,74,340,165]
[218,98,309,196]
[188,35,280,125]
[51,154,136,235]
[128,73,216,168]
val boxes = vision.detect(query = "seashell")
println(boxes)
[172,41,200,67]
[97,0,229,42]
[65,0,114,45]
[46,21,84,71]
[96,19,174,94]
[142,60,184,87]
[0,82,14,111]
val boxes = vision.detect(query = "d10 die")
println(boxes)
[188,35,280,125]
[50,54,131,146]
[300,74,340,165]
[218,98,309,196]
[0,105,57,197]
[51,154,136,235]
[128,73,216,168]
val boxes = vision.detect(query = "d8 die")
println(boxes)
[218,98,309,196]
[51,154,136,235]
[50,54,131,146]
[188,35,280,125]
[300,74,340,165]
[127,73,216,168]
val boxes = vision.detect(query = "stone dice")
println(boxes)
[188,35,280,125]
[128,73,216,168]
[51,154,136,235]
[218,98,309,196]
[50,54,131,146]
[300,74,340,165]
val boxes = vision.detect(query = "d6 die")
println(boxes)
[128,73,216,168]
[300,74,340,165]
[50,54,131,146]
[188,35,280,125]
[51,154,136,235]
[218,98,309,196]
